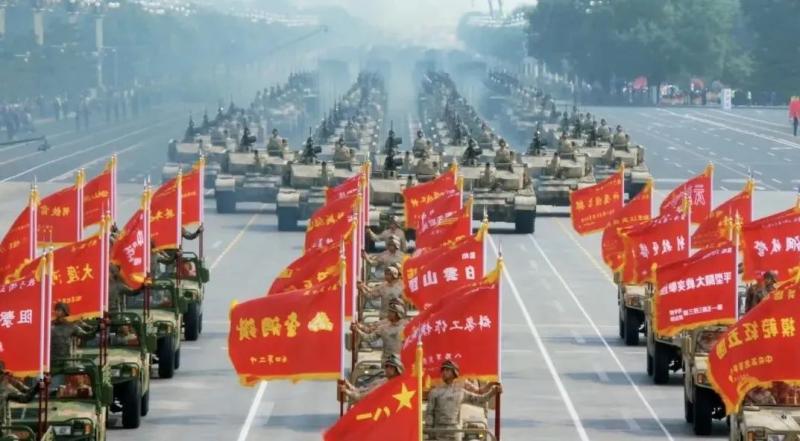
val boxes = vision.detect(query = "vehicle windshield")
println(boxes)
[695,329,726,353]
[78,323,140,349]
[47,373,94,400]
[124,287,174,310]
[745,383,800,407]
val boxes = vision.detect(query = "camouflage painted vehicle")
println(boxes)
[643,292,683,385]
[76,312,155,429]
[522,148,596,206]
[584,138,651,198]
[214,149,293,213]
[461,162,537,234]
[730,386,800,441]
[0,426,54,441]
[165,252,209,341]
[275,161,359,231]
[124,282,182,379]
[9,359,112,441]
[682,326,727,435]
[617,280,647,346]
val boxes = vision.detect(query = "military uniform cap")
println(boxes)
[440,359,460,376]
[384,354,404,373]
[385,266,400,279]
[388,302,405,317]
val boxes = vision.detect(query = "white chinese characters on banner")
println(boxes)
[0,309,34,328]
[639,235,687,259]
[753,236,800,257]
[659,271,734,295]
[407,265,478,294]
[403,314,493,349]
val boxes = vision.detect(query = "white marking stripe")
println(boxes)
[487,236,591,441]
[237,381,268,441]
[211,210,262,270]
[527,234,675,441]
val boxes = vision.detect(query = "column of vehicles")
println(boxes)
[4,249,211,440]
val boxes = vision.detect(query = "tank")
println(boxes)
[461,162,537,234]
[521,149,596,207]
[214,149,292,213]
[584,138,652,198]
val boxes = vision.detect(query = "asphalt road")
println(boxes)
[0,104,797,440]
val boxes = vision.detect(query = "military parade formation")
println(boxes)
[0,63,799,441]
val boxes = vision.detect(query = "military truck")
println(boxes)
[124,282,182,379]
[214,149,292,213]
[618,280,647,346]
[643,289,683,384]
[461,162,537,234]
[682,326,727,435]
[730,383,800,441]
[76,312,154,429]
[166,252,209,341]
[9,359,112,441]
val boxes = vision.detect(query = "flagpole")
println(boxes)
[416,339,423,441]
[339,240,347,417]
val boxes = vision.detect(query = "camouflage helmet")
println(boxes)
[384,354,404,374]
[384,265,399,279]
[763,271,776,282]
[389,216,400,227]
[440,359,460,377]
[388,302,405,318]
[55,302,70,316]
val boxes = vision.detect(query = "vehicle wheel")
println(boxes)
[684,386,694,423]
[514,210,536,234]
[184,302,200,341]
[693,387,713,435]
[653,342,670,385]
[646,351,654,376]
[215,191,236,214]
[618,315,624,339]
[158,337,175,379]
[174,347,181,370]
[277,206,299,231]
[624,307,640,346]
[141,390,150,417]
[121,380,142,429]
[199,313,204,334]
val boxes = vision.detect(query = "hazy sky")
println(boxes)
[296,0,534,46]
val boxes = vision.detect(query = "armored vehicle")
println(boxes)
[276,160,359,231]
[682,326,727,435]
[643,291,683,385]
[584,134,651,198]
[124,281,182,379]
[618,281,647,346]
[214,149,293,213]
[730,383,800,441]
[522,146,596,207]
[158,252,209,341]
[461,161,537,234]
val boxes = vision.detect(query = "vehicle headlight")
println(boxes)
[695,372,708,385]
[53,426,72,436]
[748,428,766,441]
[767,434,785,441]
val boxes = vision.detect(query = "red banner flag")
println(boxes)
[83,156,116,229]
[151,175,182,250]
[660,164,713,223]
[415,199,473,251]
[707,279,800,413]
[653,243,738,337]
[228,276,343,385]
[416,189,463,234]
[305,195,359,251]
[402,265,501,382]
[38,175,83,246]
[741,207,800,282]
[601,181,652,271]
[621,209,690,284]
[326,173,362,202]
[404,167,459,230]
[0,265,51,377]
[111,191,150,289]
[0,189,38,281]
[570,168,624,234]
[692,181,753,250]
[403,226,486,310]
[323,372,420,441]
[181,159,204,227]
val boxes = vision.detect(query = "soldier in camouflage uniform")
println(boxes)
[597,118,611,142]
[414,149,437,179]
[266,129,284,157]
[332,138,352,169]
[0,362,36,433]
[425,360,502,441]
[368,218,407,252]
[745,271,776,312]
[358,266,404,319]
[362,236,405,270]
[612,125,629,149]
[339,355,404,403]
[50,303,95,361]
[494,139,513,171]
[352,302,407,361]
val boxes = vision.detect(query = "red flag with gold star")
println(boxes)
[0,188,38,282]
[151,176,182,250]
[570,167,624,235]
[660,164,713,223]
[404,167,459,230]
[228,275,344,385]
[692,180,753,250]
[38,174,83,247]
[741,207,800,282]
[415,198,473,251]
[707,279,800,414]
[323,372,420,441]
[305,195,359,251]
[601,180,652,271]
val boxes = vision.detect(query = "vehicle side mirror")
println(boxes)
[199,267,210,284]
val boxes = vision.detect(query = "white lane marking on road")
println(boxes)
[570,329,586,345]
[724,137,732,142]
[502,348,535,354]
[517,242,528,252]
[149,400,192,411]
[528,260,539,271]
[710,109,787,129]
[753,170,763,176]
[47,141,143,182]
[663,108,800,150]
[673,162,682,168]
[667,146,677,150]
[210,209,262,270]
[723,157,733,161]
[772,178,783,184]
[622,409,642,432]
[527,234,675,441]
[211,240,223,250]
[683,141,691,145]
[720,185,729,191]
[737,142,745,146]
[237,381,268,441]
[552,300,565,313]
[593,363,610,383]
[713,133,721,138]
[1,120,172,183]
[554,349,602,355]
[487,236,591,441]
[708,151,717,156]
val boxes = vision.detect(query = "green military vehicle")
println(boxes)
[730,383,800,441]
[8,359,112,441]
[76,312,155,429]
[617,280,648,346]
[158,252,209,341]
[644,290,683,384]
[125,282,182,379]
[682,326,727,435]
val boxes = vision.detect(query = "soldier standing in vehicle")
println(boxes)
[266,128,283,156]
[51,303,95,361]
[745,271,776,312]
[425,360,502,441]
[597,118,611,142]
[358,266,404,319]
[0,362,37,434]
[362,236,405,270]
[351,302,407,361]
[339,355,404,404]
[494,139,513,171]
[368,218,407,252]
[333,137,352,168]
